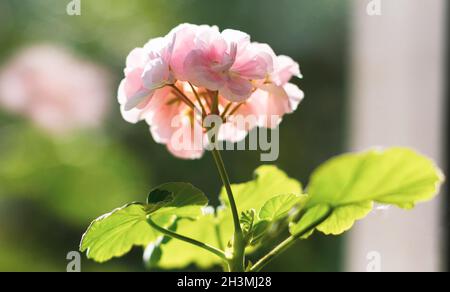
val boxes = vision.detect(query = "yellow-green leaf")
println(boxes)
[80,204,170,263]
[220,165,302,214]
[290,148,444,236]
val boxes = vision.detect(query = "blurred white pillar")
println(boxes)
[348,0,446,272]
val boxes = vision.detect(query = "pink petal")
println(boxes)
[125,48,148,74]
[220,76,253,102]
[232,43,274,80]
[232,51,273,80]
[184,50,225,90]
[142,58,172,90]
[272,55,302,86]
[118,80,151,123]
[194,26,227,60]
[124,88,153,111]
[168,24,199,80]
[166,119,205,160]
[149,102,183,144]
[242,85,291,129]
[284,82,304,112]
[222,29,251,52]
[212,42,237,72]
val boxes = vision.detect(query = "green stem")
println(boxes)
[250,207,333,272]
[207,91,245,272]
[169,84,201,115]
[210,91,219,115]
[221,102,233,120]
[147,217,227,261]
[211,149,242,235]
[211,148,245,272]
[188,82,207,117]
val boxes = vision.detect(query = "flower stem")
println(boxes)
[250,236,296,272]
[227,102,244,117]
[188,82,207,117]
[207,90,245,272]
[210,91,220,115]
[169,84,201,115]
[211,149,241,233]
[211,148,245,272]
[147,217,227,261]
[250,206,333,272]
[221,102,233,121]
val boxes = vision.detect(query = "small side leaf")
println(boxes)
[240,209,256,234]
[250,220,270,246]
[259,194,305,222]
[240,209,256,244]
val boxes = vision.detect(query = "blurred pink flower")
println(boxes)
[118,24,303,159]
[0,45,111,135]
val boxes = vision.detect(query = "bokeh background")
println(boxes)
[0,0,446,272]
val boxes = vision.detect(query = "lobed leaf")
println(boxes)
[290,148,444,236]
[80,182,208,263]
[80,203,169,263]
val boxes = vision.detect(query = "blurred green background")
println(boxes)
[0,0,349,272]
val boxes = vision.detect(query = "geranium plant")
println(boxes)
[80,24,444,272]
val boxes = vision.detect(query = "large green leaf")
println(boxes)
[80,203,168,263]
[290,147,444,236]
[80,183,209,263]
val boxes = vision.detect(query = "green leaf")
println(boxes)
[146,182,208,219]
[250,220,271,244]
[81,182,209,263]
[157,211,230,269]
[240,209,256,234]
[80,203,171,263]
[289,204,332,237]
[220,165,302,214]
[290,147,444,237]
[259,194,305,222]
[240,209,256,244]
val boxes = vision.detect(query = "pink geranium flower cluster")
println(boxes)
[118,24,303,159]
